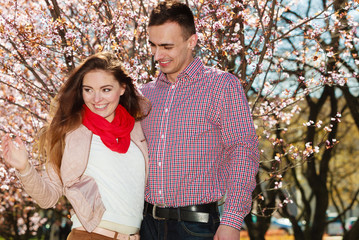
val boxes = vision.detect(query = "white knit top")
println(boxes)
[71,134,145,230]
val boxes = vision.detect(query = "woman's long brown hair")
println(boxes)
[37,52,150,178]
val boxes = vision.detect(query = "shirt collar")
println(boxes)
[157,57,204,85]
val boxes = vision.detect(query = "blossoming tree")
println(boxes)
[0,0,358,239]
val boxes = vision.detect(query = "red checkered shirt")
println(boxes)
[140,58,259,230]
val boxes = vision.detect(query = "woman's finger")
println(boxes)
[14,136,25,149]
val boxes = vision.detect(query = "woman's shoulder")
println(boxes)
[61,125,92,176]
[65,124,92,143]
[131,121,146,142]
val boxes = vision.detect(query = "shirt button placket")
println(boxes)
[158,83,176,203]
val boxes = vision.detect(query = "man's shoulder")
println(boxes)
[139,80,158,92]
[201,65,239,85]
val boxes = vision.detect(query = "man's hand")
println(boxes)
[214,225,241,240]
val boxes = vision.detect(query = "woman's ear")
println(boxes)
[120,84,126,96]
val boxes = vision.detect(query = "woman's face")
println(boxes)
[82,69,125,122]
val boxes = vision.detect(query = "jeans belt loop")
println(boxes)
[143,202,148,217]
[152,204,166,220]
[177,208,181,222]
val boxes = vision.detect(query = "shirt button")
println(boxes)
[159,190,162,195]
[171,85,175,89]
[161,134,164,139]
[158,162,162,167]
[165,108,168,113]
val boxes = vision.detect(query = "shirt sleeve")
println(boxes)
[218,74,260,230]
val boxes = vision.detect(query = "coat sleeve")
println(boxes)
[16,162,63,208]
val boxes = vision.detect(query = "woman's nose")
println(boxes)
[94,92,102,102]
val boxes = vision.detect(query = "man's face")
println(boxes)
[148,21,197,83]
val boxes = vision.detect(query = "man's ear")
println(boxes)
[188,34,198,50]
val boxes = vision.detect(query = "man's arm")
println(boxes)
[214,225,241,240]
[218,74,260,232]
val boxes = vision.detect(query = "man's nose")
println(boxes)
[153,47,163,61]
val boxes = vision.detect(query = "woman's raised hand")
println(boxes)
[1,134,30,174]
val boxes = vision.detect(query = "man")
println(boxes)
[140,1,259,239]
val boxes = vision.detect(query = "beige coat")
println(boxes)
[17,122,148,232]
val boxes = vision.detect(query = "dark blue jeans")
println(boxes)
[140,211,220,240]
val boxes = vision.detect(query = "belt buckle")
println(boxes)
[152,204,166,220]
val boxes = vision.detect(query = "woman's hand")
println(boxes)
[1,134,30,174]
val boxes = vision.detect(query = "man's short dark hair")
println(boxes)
[149,0,196,40]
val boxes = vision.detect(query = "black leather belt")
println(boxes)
[144,202,218,223]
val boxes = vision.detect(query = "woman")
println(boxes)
[1,52,150,240]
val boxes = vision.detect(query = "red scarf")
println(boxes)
[82,104,135,153]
